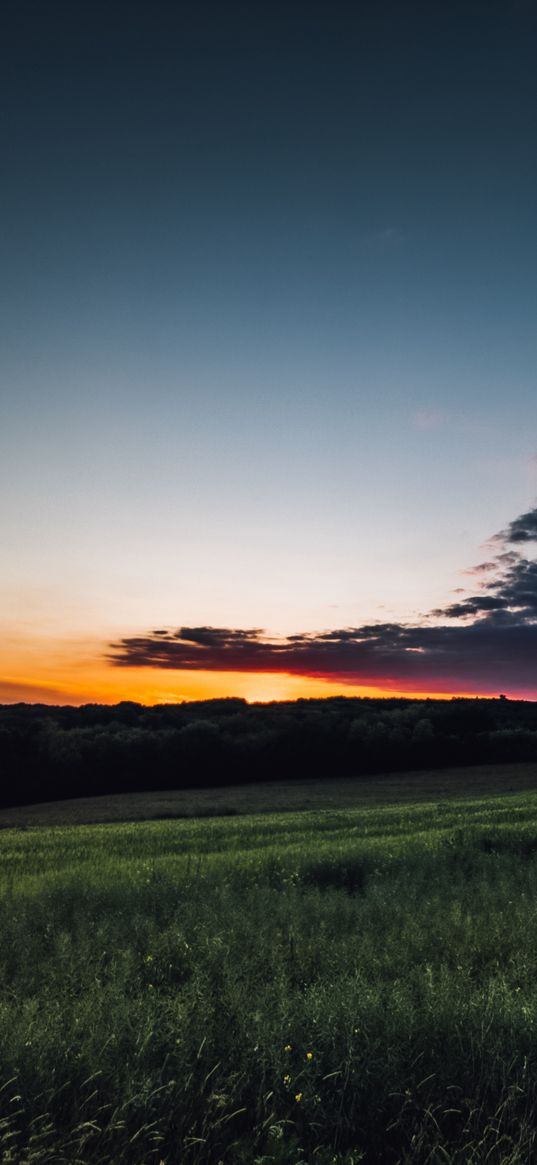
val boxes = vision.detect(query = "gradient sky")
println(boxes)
[2,0,537,704]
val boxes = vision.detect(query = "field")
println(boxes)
[3,762,537,827]
[3,769,537,1162]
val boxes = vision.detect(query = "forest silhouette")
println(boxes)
[2,695,537,809]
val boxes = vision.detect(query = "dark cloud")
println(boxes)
[435,552,537,621]
[495,505,537,545]
[108,627,270,671]
[174,627,262,647]
[436,596,508,618]
[107,502,537,694]
[108,616,537,693]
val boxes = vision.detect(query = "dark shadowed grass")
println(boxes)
[3,783,537,1160]
[1,761,537,827]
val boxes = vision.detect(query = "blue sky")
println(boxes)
[1,0,537,701]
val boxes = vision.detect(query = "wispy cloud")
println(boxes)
[0,678,75,703]
[363,227,405,251]
[412,409,449,432]
[108,503,537,695]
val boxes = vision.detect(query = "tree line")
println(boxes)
[1,695,537,808]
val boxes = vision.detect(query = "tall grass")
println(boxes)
[2,789,537,1161]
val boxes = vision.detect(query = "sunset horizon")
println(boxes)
[3,0,537,705]
[4,495,537,706]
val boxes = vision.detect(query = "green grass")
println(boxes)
[3,777,537,1162]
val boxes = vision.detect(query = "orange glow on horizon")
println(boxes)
[0,666,511,706]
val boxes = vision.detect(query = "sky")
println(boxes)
[1,0,537,704]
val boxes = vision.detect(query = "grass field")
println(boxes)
[2,762,537,827]
[3,768,537,1162]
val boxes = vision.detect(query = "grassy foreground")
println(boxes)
[4,782,537,1162]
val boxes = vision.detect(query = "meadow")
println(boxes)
[3,773,537,1162]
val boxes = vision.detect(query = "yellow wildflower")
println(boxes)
[295,1092,303,1103]
[306,1051,313,1061]
[283,1074,291,1085]
[284,1043,292,1052]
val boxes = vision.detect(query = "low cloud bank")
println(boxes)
[108,504,537,694]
